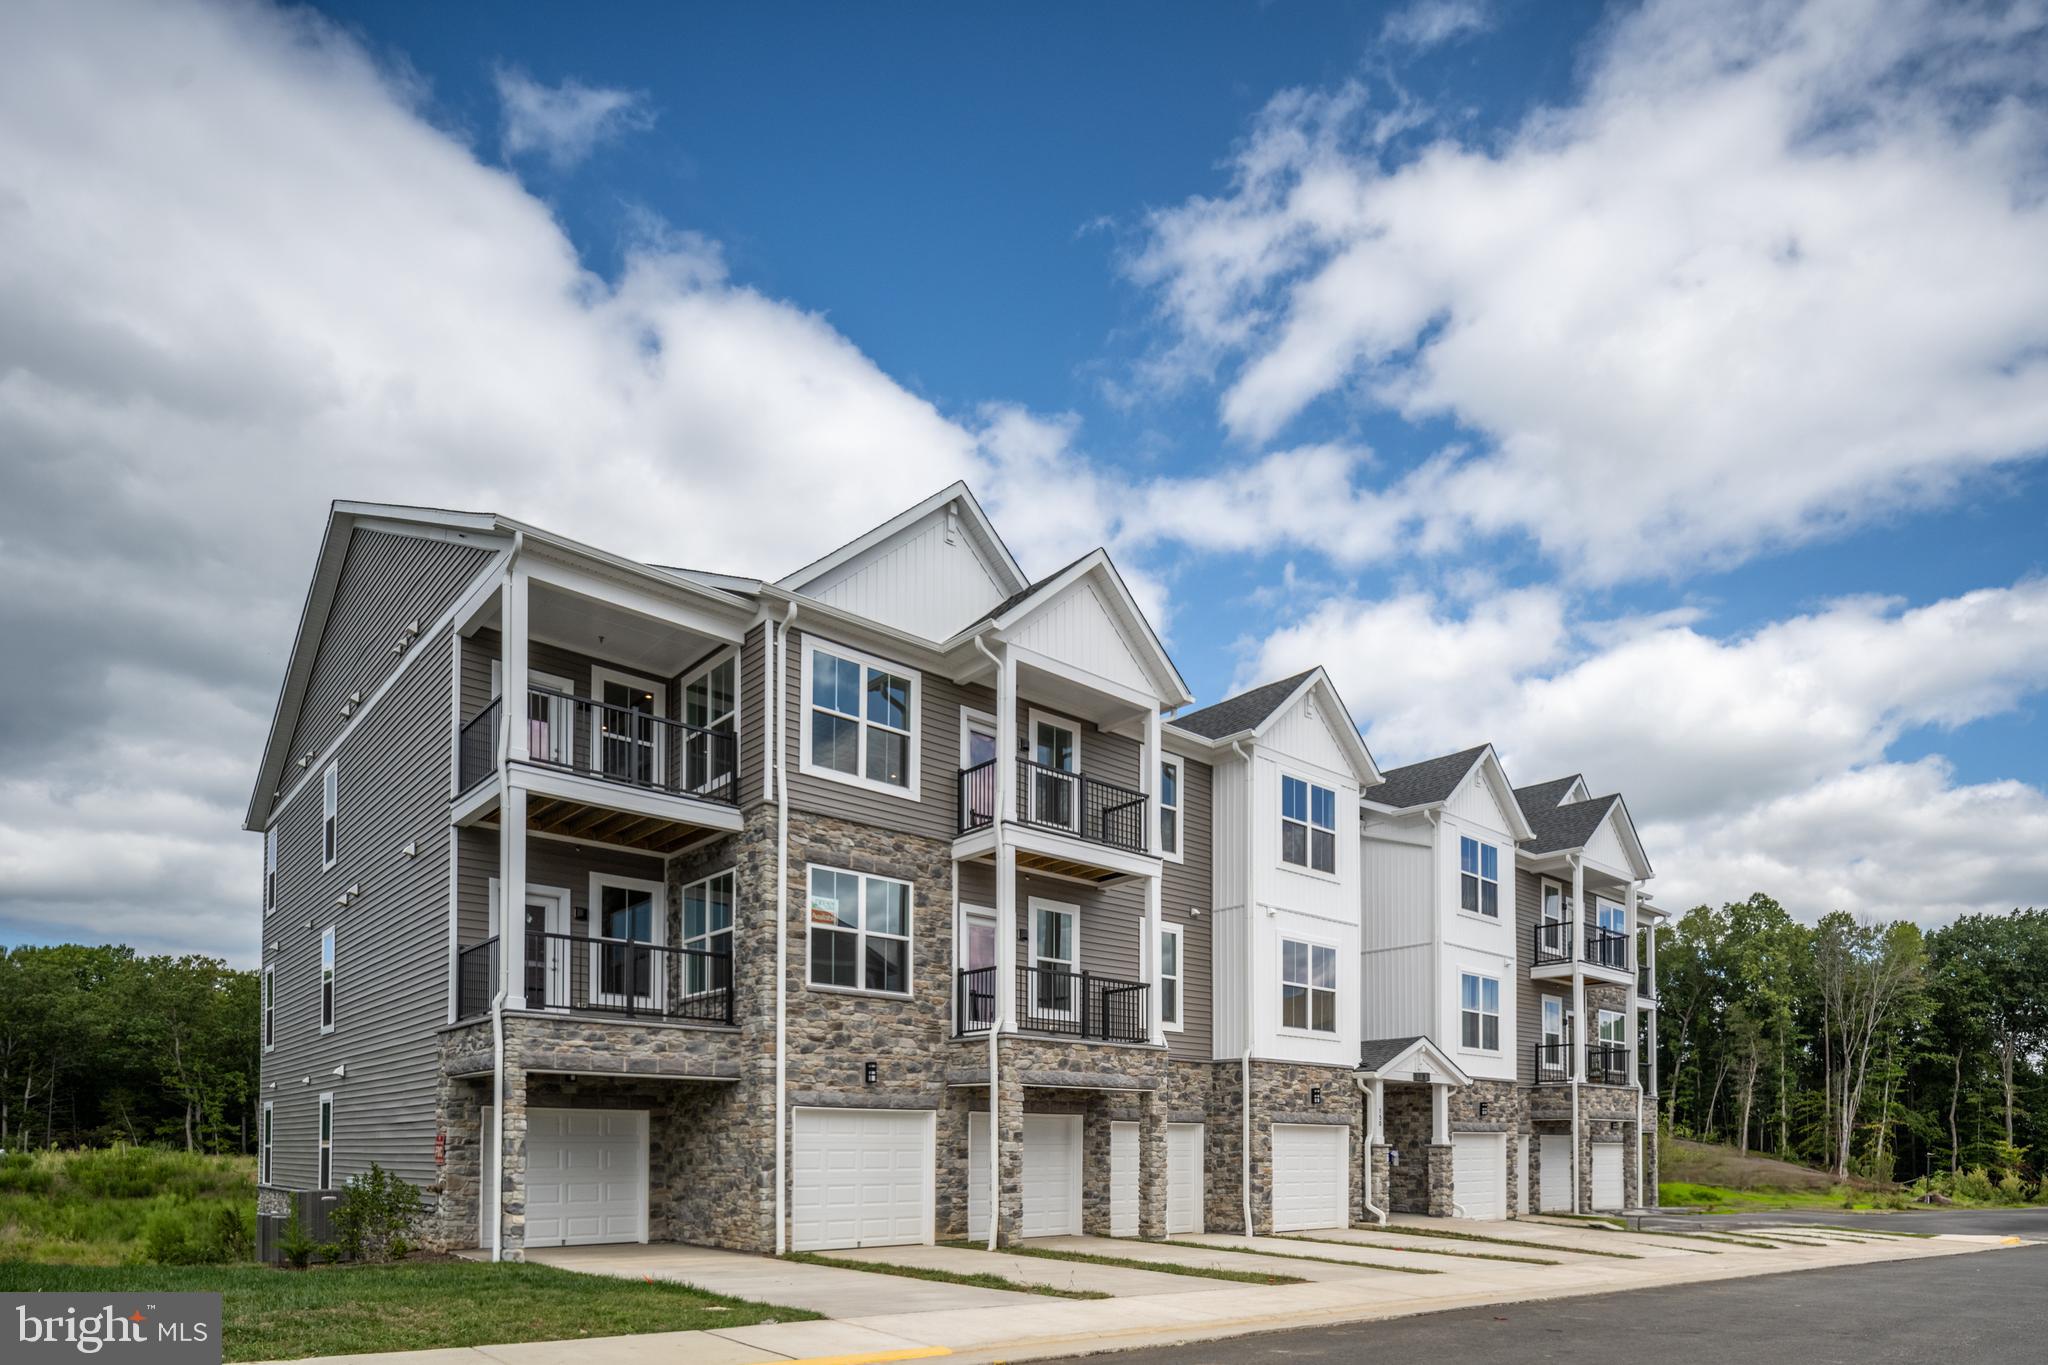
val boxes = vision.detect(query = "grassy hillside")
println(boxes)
[0,1147,255,1266]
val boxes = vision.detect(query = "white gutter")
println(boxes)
[489,531,524,1264]
[973,635,1004,1250]
[1231,738,1255,1236]
[773,600,797,1255]
[1355,1074,1386,1226]
[1570,852,1583,1217]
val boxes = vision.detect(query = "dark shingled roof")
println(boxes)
[1358,1036,1428,1072]
[974,550,1098,626]
[1169,668,1320,740]
[1512,775,1584,821]
[1520,793,1620,855]
[1365,744,1491,810]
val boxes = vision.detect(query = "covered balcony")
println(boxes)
[954,963,1151,1044]
[455,932,733,1026]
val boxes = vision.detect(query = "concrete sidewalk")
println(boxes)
[258,1227,2025,1365]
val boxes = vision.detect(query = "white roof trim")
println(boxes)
[1357,1037,1474,1087]
[773,481,1028,597]
[1244,669,1380,785]
[1466,746,1537,842]
[967,549,1193,707]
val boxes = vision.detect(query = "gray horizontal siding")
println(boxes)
[262,628,457,1193]
[1161,755,1214,1062]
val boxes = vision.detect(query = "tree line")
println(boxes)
[1657,898,2048,1184]
[0,945,258,1154]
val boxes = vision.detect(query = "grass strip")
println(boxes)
[1278,1234,1558,1266]
[782,1251,1110,1300]
[1365,1223,1641,1260]
[1613,1228,1783,1250]
[942,1240,1304,1286]
[1156,1238,1440,1275]
[0,1261,817,1363]
[1792,1223,1934,1239]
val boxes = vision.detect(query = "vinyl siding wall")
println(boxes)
[1160,755,1214,1062]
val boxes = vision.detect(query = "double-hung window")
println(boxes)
[264,827,277,914]
[1460,837,1500,917]
[805,642,917,796]
[1280,938,1336,1032]
[683,652,738,795]
[807,866,911,995]
[682,869,735,997]
[1596,900,1628,966]
[262,965,275,1051]
[1596,1009,1626,1077]
[316,1093,333,1189]
[1158,757,1183,860]
[320,762,338,870]
[319,927,335,1033]
[1460,973,1501,1051]
[1281,775,1337,874]
[1158,923,1184,1029]
[260,1101,274,1184]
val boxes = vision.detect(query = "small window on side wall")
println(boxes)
[321,761,339,870]
[1281,776,1337,874]
[1280,938,1337,1033]
[1460,837,1500,917]
[1159,757,1182,859]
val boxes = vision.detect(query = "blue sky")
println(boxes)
[1,0,2044,961]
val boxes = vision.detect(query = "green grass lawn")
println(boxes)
[941,1239,1305,1285]
[783,1250,1110,1299]
[0,1261,818,1362]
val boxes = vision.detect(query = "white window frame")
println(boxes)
[680,868,736,999]
[1459,836,1501,919]
[1026,708,1085,833]
[1597,898,1627,936]
[589,664,668,787]
[1157,754,1185,864]
[1541,995,1566,1047]
[588,872,667,1011]
[798,638,922,802]
[320,761,338,871]
[805,864,915,997]
[1158,922,1184,1032]
[1597,1008,1626,1047]
[680,647,740,798]
[1539,877,1569,956]
[1026,897,1080,1020]
[262,964,275,1052]
[316,1092,334,1189]
[1278,935,1338,1035]
[260,1100,274,1185]
[319,926,336,1034]
[1279,772,1338,878]
[1460,972,1502,1054]
[264,826,277,914]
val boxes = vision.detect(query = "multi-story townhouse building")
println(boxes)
[1511,775,1665,1214]
[1357,744,1536,1222]
[1163,669,1382,1234]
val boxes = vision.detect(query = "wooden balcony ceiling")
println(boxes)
[523,794,719,854]
[1013,845,1124,885]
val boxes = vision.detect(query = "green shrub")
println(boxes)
[1954,1166,1996,1203]
[0,1152,55,1195]
[138,1200,252,1265]
[328,1164,423,1264]
[1995,1172,2030,1205]
[277,1204,316,1271]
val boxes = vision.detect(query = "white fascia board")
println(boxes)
[962,550,1193,708]
[1470,747,1537,842]
[1356,1037,1474,1087]
[1606,795,1655,881]
[757,585,956,671]
[1248,669,1379,786]
[774,481,1028,597]
[496,518,759,616]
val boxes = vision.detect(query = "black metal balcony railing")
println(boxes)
[1587,1043,1632,1086]
[453,932,734,1024]
[955,965,1150,1042]
[455,686,738,805]
[1582,926,1630,971]
[956,757,1150,854]
[1533,1040,1571,1084]
[1532,920,1574,966]
[1637,963,1656,998]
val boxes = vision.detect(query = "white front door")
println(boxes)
[968,1112,1081,1240]
[1451,1133,1506,1220]
[1029,716,1080,832]
[958,905,997,1030]
[1110,1122,1139,1237]
[1166,1123,1204,1234]
[593,669,664,786]
[1270,1123,1347,1232]
[790,1108,934,1251]
[489,882,570,1009]
[1591,1143,1626,1212]
[1539,1135,1573,1212]
[524,1108,647,1248]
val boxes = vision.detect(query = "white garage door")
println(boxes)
[1451,1133,1505,1221]
[1590,1143,1625,1212]
[1110,1122,1139,1237]
[525,1108,647,1249]
[1539,1135,1573,1212]
[1167,1123,1204,1234]
[791,1108,934,1251]
[1270,1123,1347,1232]
[968,1113,1082,1240]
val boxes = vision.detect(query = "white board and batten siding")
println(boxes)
[1360,824,1434,1043]
[799,506,1008,642]
[1006,578,1154,695]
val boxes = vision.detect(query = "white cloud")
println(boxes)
[1381,0,1494,50]
[1246,577,2048,922]
[1132,0,2048,583]
[495,66,654,168]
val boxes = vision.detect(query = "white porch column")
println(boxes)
[1648,1003,1660,1099]
[1430,1082,1449,1145]
[1624,881,1641,1081]
[499,778,528,1010]
[1371,1078,1386,1146]
[501,567,530,763]
[1570,856,1587,1080]
[1143,704,1164,1046]
[994,646,1018,1032]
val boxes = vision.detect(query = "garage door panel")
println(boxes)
[1591,1143,1624,1211]
[792,1108,933,1251]
[968,1113,1081,1240]
[1110,1123,1139,1237]
[1271,1124,1346,1232]
[1166,1123,1203,1235]
[523,1107,646,1249]
[1538,1135,1572,1212]
[1451,1133,1505,1221]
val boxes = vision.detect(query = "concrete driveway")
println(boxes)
[830,1242,1219,1295]
[524,1241,1041,1315]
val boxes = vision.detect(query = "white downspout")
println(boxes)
[489,531,523,1264]
[1231,738,1255,1237]
[973,634,1004,1251]
[1356,1074,1386,1226]
[1569,853,1584,1217]
[774,600,797,1255]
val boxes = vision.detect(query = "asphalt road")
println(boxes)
[1641,1205,2048,1237]
[1043,1242,2048,1365]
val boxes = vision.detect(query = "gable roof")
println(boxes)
[774,481,1027,600]
[1520,791,1655,878]
[1355,1036,1474,1086]
[1366,745,1491,809]
[1513,775,1585,820]
[1169,669,1319,739]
